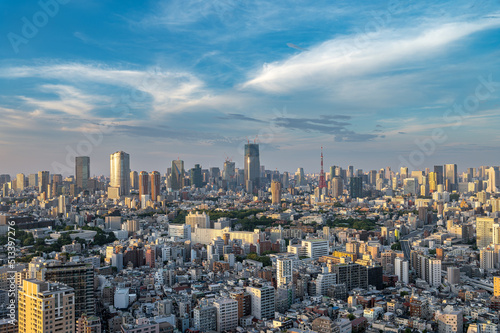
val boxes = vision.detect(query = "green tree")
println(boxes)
[391,242,402,251]
[347,314,356,321]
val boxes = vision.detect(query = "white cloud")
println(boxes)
[242,15,500,94]
[1,63,208,116]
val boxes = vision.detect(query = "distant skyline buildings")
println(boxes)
[2,147,500,184]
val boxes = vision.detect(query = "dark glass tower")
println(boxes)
[244,143,260,192]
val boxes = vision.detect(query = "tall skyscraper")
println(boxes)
[487,166,500,193]
[223,160,236,189]
[296,167,306,186]
[445,163,458,191]
[19,279,75,333]
[433,165,444,185]
[150,171,161,201]
[349,176,363,198]
[75,156,90,191]
[38,171,50,194]
[28,173,38,187]
[244,143,260,192]
[190,164,203,188]
[330,177,343,198]
[171,159,185,190]
[319,147,327,189]
[109,151,130,196]
[138,171,150,198]
[16,173,25,192]
[271,180,281,205]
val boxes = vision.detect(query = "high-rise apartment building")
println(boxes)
[130,171,138,190]
[330,177,343,198]
[229,290,251,319]
[244,143,260,192]
[109,151,130,196]
[38,171,50,194]
[18,279,75,333]
[330,263,368,291]
[75,156,90,191]
[29,259,95,317]
[138,171,150,198]
[271,180,281,205]
[193,301,217,332]
[277,258,293,288]
[246,283,275,320]
[150,171,160,201]
[394,257,409,284]
[476,217,498,249]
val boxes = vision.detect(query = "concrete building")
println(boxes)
[193,302,217,332]
[394,257,409,284]
[76,315,101,333]
[437,307,463,333]
[214,298,238,333]
[246,283,275,320]
[302,239,329,259]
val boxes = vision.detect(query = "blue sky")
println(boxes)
[1,0,500,176]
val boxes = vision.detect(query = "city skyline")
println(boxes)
[0,148,495,178]
[1,1,500,175]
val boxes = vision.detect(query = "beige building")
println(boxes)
[436,307,463,333]
[18,279,75,333]
[476,217,498,249]
[271,180,281,205]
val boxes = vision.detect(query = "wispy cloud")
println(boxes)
[273,115,378,142]
[0,62,208,116]
[242,15,500,93]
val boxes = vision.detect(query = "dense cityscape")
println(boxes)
[0,144,500,333]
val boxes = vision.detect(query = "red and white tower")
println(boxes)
[319,147,327,189]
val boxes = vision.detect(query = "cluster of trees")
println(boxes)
[0,229,34,246]
[202,208,264,221]
[82,226,117,246]
[326,217,377,230]
[391,242,402,251]
[246,252,272,266]
[237,216,277,231]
